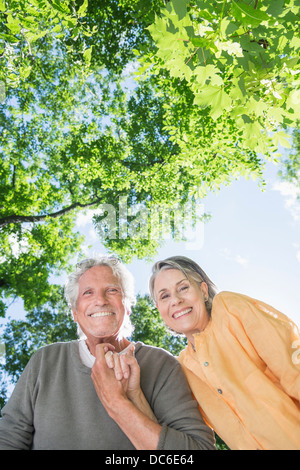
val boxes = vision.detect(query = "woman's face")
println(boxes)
[154,269,210,342]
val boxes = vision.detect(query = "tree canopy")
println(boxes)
[146,0,300,155]
[0,0,165,315]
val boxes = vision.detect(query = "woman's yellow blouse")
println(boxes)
[178,291,300,450]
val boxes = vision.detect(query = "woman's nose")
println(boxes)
[171,292,183,306]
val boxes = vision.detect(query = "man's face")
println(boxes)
[72,265,127,342]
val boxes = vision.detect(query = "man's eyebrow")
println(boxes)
[79,284,121,294]
[158,278,188,294]
[80,285,94,292]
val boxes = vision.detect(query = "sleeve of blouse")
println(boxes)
[219,291,300,403]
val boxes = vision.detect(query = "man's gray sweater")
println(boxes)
[0,341,215,450]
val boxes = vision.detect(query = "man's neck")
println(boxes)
[86,337,131,357]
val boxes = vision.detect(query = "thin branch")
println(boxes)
[185,47,200,65]
[12,165,16,188]
[0,198,103,228]
[201,47,206,66]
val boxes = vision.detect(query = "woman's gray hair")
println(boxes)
[64,255,136,338]
[149,256,218,316]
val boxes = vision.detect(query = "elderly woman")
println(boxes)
[149,256,300,450]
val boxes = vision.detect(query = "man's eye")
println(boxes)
[83,290,92,295]
[108,288,119,294]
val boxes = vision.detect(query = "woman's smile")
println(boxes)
[172,307,193,320]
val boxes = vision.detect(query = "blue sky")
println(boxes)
[73,157,300,329]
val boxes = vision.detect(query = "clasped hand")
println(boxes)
[104,344,141,400]
[91,343,141,414]
[91,343,159,437]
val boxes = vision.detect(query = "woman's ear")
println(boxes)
[200,282,209,301]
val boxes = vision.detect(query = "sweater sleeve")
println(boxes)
[0,358,35,450]
[137,345,215,450]
[157,362,215,450]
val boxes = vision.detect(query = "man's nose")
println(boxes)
[94,291,108,305]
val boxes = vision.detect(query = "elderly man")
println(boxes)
[0,256,215,450]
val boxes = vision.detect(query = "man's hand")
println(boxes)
[91,343,161,450]
[91,343,128,418]
[105,345,141,401]
[104,345,158,423]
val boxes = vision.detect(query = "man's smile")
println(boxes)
[89,311,115,318]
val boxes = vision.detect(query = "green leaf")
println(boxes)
[273,131,292,149]
[83,46,93,65]
[193,65,224,87]
[77,0,88,17]
[286,89,300,112]
[246,96,268,117]
[51,24,62,33]
[190,36,207,48]
[194,86,232,119]
[148,15,168,42]
[20,65,32,79]
[166,0,188,21]
[219,17,239,40]
[6,15,21,34]
[266,0,284,17]
[50,1,70,15]
[231,1,270,27]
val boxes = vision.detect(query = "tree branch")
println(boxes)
[12,165,16,188]
[0,198,102,228]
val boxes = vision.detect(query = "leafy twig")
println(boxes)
[185,47,199,65]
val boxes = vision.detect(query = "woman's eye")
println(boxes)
[160,293,169,300]
[180,285,189,292]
